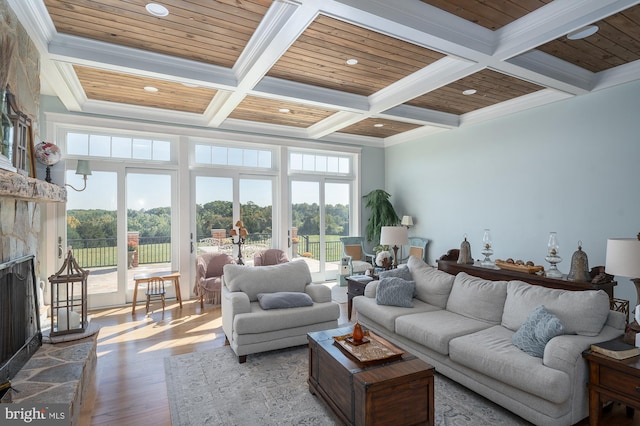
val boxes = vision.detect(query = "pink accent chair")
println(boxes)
[194,252,236,308]
[253,249,289,266]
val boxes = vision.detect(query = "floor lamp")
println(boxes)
[605,236,640,324]
[380,226,409,269]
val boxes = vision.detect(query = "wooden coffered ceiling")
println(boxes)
[8,0,640,147]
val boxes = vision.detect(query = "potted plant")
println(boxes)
[127,242,137,269]
[363,189,400,244]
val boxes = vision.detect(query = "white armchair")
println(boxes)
[221,260,340,363]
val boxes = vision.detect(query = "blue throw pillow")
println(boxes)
[376,277,415,308]
[378,266,413,281]
[512,305,564,358]
[257,292,313,310]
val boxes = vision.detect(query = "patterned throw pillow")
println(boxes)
[512,305,564,358]
[376,277,415,308]
[378,267,415,296]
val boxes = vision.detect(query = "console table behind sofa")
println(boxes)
[437,259,616,299]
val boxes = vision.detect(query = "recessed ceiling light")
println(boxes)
[567,25,599,40]
[345,58,358,66]
[145,3,169,17]
[144,86,159,92]
[374,123,384,128]
[278,108,290,113]
[462,89,477,95]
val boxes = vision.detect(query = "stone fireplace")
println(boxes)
[0,255,40,396]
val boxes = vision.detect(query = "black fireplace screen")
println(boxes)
[0,255,41,385]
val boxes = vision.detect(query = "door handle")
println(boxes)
[58,237,63,258]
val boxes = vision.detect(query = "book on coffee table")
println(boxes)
[590,338,640,360]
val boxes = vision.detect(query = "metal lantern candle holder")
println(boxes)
[48,248,89,336]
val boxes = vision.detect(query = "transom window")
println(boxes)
[194,144,273,168]
[289,152,351,174]
[66,132,171,161]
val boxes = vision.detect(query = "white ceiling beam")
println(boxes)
[378,105,459,129]
[207,1,318,126]
[253,76,369,112]
[324,0,495,59]
[47,34,237,90]
[494,0,640,60]
[368,58,482,114]
[460,89,574,126]
[307,111,369,139]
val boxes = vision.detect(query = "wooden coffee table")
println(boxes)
[308,325,435,425]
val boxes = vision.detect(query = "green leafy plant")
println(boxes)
[127,242,137,252]
[363,189,400,244]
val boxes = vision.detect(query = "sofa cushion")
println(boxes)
[376,277,415,308]
[407,256,455,308]
[257,292,313,310]
[233,301,339,334]
[502,281,609,336]
[353,295,438,332]
[512,305,565,358]
[223,260,312,301]
[395,310,494,355]
[449,326,571,404]
[446,272,508,324]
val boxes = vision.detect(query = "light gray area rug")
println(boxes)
[329,282,347,303]
[164,345,532,426]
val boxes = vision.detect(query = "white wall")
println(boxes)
[386,80,640,307]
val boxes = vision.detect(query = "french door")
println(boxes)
[192,172,275,275]
[290,178,351,281]
[63,164,177,309]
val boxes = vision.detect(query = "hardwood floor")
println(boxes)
[80,298,349,426]
[79,298,639,426]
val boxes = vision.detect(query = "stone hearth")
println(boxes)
[1,332,97,426]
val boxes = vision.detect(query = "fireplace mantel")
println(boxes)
[0,169,66,203]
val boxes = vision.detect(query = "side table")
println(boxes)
[346,275,373,321]
[583,347,640,425]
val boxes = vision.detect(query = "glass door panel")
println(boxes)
[126,172,174,303]
[66,170,118,298]
[239,178,273,265]
[325,182,351,280]
[291,180,321,277]
[194,176,233,256]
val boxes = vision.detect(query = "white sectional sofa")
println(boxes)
[353,256,626,426]
[221,260,340,363]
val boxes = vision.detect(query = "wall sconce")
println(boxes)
[65,160,92,192]
[401,215,414,229]
[230,220,248,265]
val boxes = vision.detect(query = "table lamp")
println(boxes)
[380,226,408,269]
[605,236,640,309]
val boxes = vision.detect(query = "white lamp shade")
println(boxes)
[401,216,414,227]
[380,226,409,246]
[605,238,640,278]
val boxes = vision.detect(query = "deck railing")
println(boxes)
[69,234,344,267]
